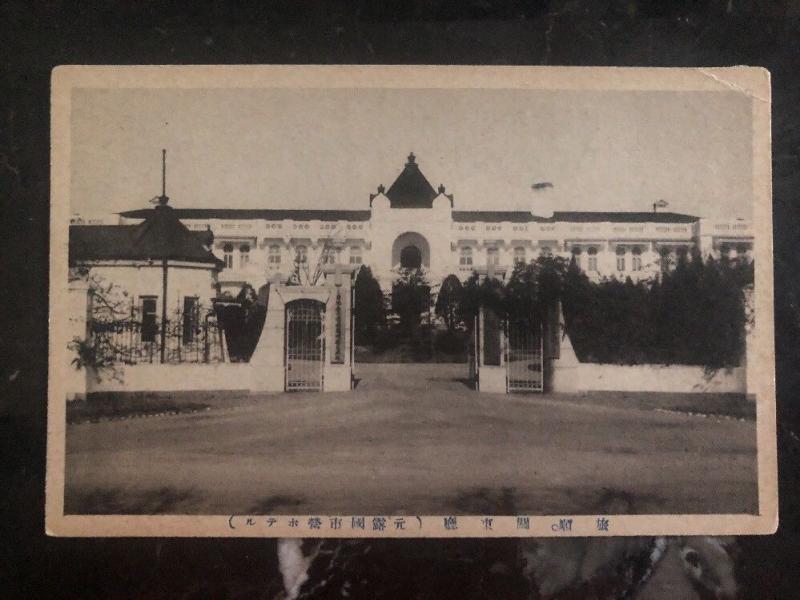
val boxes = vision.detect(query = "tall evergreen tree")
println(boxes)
[353,265,385,346]
[435,274,464,331]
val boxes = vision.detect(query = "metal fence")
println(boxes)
[89,306,226,365]
[506,319,544,393]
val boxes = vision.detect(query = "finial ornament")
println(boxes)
[158,148,169,206]
[377,184,385,194]
[407,152,416,165]
[438,184,446,194]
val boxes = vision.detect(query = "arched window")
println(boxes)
[539,245,552,257]
[268,244,281,265]
[295,245,307,264]
[632,246,642,271]
[400,245,422,269]
[616,246,626,272]
[571,246,582,269]
[349,246,362,265]
[459,246,473,266]
[513,246,526,264]
[486,246,499,267]
[587,247,598,271]
[239,244,250,268]
[223,243,234,269]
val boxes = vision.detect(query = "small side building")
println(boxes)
[67,198,224,399]
[69,197,223,317]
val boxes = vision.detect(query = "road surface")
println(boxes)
[65,363,758,516]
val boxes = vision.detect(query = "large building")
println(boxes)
[116,153,754,295]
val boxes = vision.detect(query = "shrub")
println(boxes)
[562,255,752,368]
[435,274,463,331]
[214,284,268,362]
[391,268,431,335]
[354,265,386,346]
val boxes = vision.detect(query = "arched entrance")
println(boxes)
[391,232,431,271]
[400,245,422,269]
[285,299,326,391]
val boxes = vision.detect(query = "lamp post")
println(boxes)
[158,149,169,363]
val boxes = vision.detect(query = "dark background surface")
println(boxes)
[2,1,799,598]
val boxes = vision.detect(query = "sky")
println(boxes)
[70,86,753,220]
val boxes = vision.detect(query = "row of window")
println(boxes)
[221,243,364,269]
[220,242,750,273]
[139,296,200,344]
[222,243,250,269]
[457,245,655,272]
[281,245,363,266]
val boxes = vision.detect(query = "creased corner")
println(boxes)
[696,68,771,104]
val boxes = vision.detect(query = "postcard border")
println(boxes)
[46,65,777,538]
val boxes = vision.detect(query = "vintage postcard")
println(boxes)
[47,65,776,537]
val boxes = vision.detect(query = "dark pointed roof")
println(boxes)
[385,152,438,209]
[70,203,223,266]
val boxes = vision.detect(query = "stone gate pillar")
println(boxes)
[248,280,290,392]
[476,306,506,393]
[249,265,358,393]
[322,264,358,391]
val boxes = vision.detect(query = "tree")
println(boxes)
[67,269,131,381]
[354,265,386,346]
[458,271,506,328]
[391,268,431,336]
[435,274,463,331]
[287,228,345,287]
[559,254,753,368]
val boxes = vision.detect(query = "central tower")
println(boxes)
[385,152,438,209]
[368,153,455,289]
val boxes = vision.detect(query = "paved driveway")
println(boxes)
[65,363,758,515]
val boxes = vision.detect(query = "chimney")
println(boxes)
[531,181,555,219]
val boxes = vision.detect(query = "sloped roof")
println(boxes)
[452,210,698,224]
[120,208,372,221]
[118,207,698,225]
[385,153,438,209]
[70,204,222,266]
[453,211,551,223]
[550,211,698,223]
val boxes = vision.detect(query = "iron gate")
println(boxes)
[285,299,325,391]
[506,320,544,392]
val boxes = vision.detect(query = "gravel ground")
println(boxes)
[65,363,757,516]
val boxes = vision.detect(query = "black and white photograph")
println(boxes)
[47,65,776,537]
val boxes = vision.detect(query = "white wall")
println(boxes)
[369,195,453,287]
[86,261,218,310]
[548,318,747,395]
[553,363,746,394]
[65,279,90,399]
[87,362,252,393]
[174,212,755,294]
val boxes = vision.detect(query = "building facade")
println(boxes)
[117,153,754,295]
[71,199,222,308]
